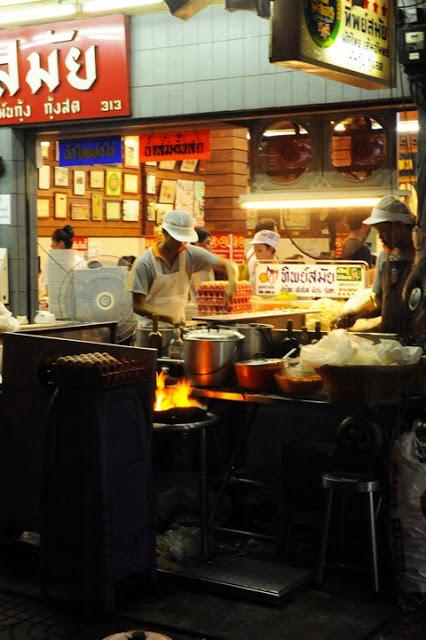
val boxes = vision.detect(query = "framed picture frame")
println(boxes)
[89,170,104,189]
[155,202,173,224]
[91,192,103,221]
[159,179,176,204]
[54,166,69,187]
[70,202,90,220]
[159,160,176,170]
[105,200,121,221]
[145,174,156,195]
[123,173,139,194]
[37,198,50,219]
[123,136,139,168]
[73,170,86,196]
[147,200,157,222]
[105,169,122,197]
[180,159,198,173]
[122,199,140,222]
[38,165,50,190]
[54,192,67,219]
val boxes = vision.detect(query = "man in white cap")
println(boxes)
[131,210,237,325]
[248,229,281,289]
[335,196,415,334]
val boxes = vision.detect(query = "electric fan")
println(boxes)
[59,256,138,343]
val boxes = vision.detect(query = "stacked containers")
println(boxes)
[196,280,252,315]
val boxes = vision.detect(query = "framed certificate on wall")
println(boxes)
[91,192,103,221]
[105,170,122,196]
[54,193,67,219]
[123,173,139,194]
[54,166,69,187]
[73,170,86,196]
[105,200,121,221]
[123,199,140,222]
[89,170,105,189]
[37,198,50,218]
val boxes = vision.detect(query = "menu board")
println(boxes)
[255,261,368,299]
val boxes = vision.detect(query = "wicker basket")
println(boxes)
[316,364,420,406]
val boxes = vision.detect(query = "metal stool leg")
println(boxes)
[316,488,334,586]
[367,490,380,593]
[199,425,209,560]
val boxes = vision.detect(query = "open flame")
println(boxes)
[154,370,202,412]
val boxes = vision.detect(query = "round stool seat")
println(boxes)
[322,472,382,493]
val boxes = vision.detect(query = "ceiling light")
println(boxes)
[239,193,400,210]
[82,0,162,11]
[397,120,420,133]
[0,1,76,25]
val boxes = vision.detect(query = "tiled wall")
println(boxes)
[130,6,409,119]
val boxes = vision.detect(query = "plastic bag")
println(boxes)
[390,426,426,609]
[0,302,20,333]
[375,340,423,366]
[300,329,423,369]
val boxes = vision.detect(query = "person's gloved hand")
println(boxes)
[331,313,357,330]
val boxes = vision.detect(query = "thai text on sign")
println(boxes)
[0,15,130,126]
[140,130,210,161]
[255,262,368,298]
[59,137,122,166]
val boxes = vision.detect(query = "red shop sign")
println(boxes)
[73,236,88,252]
[0,15,130,126]
[140,130,211,161]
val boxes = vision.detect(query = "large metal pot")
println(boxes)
[132,326,175,356]
[183,327,245,387]
[220,323,273,360]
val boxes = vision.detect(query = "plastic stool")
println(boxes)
[316,471,383,592]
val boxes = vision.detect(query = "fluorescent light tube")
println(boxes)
[82,0,162,11]
[0,2,76,24]
[240,197,382,210]
[397,120,419,133]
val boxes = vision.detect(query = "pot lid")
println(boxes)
[184,328,244,341]
[235,358,283,367]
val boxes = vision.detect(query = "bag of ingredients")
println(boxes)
[390,423,426,610]
[0,302,20,333]
[300,329,422,369]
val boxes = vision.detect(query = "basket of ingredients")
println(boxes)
[299,329,423,407]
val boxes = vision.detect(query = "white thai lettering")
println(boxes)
[26,50,59,94]
[0,41,20,97]
[66,45,97,91]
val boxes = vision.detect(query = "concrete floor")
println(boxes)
[0,541,424,640]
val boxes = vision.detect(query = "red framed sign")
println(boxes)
[0,15,130,126]
[140,130,211,162]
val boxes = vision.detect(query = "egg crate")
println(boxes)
[196,281,253,315]
[50,354,147,389]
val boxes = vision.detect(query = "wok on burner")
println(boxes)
[153,405,208,425]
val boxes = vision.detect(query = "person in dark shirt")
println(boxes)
[340,213,372,265]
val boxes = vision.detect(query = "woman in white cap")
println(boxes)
[131,210,237,326]
[335,196,415,334]
[248,229,281,290]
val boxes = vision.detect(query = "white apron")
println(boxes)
[138,248,189,328]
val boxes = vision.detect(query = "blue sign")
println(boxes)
[58,136,122,166]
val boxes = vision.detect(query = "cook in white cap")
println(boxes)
[335,196,415,334]
[131,210,237,326]
[248,229,281,289]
